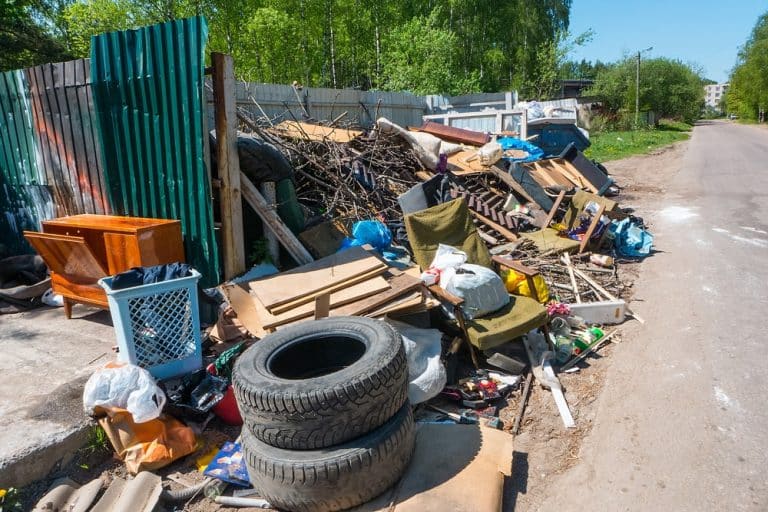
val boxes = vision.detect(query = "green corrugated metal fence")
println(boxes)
[90,17,219,286]
[0,69,52,256]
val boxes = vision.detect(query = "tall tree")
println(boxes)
[1,0,72,70]
[727,11,768,120]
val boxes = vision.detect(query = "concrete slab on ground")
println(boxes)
[0,306,115,488]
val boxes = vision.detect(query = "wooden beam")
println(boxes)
[240,171,314,266]
[579,204,605,253]
[469,210,518,241]
[543,190,566,228]
[259,181,280,264]
[563,252,581,303]
[212,52,245,280]
[490,166,536,204]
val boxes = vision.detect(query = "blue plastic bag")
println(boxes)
[339,220,393,252]
[610,218,653,258]
[498,137,545,163]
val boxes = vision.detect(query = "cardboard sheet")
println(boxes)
[355,424,513,512]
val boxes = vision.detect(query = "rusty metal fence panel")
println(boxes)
[27,59,111,216]
[0,59,112,257]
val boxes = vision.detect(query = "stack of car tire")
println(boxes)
[233,317,416,512]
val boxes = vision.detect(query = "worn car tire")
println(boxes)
[233,316,408,450]
[242,403,415,512]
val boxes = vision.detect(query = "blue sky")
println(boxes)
[568,0,767,82]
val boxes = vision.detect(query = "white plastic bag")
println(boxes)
[83,362,166,423]
[441,263,509,320]
[385,319,446,404]
[420,244,468,285]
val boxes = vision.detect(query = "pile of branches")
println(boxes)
[255,124,424,227]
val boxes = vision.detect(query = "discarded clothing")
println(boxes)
[110,262,192,290]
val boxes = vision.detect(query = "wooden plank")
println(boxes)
[366,290,424,317]
[578,204,605,253]
[543,190,565,228]
[331,272,423,316]
[247,245,382,311]
[563,252,581,303]
[314,293,330,319]
[567,263,646,325]
[269,265,387,314]
[469,210,518,241]
[447,150,489,175]
[240,171,314,266]
[24,231,107,282]
[212,52,246,280]
[259,181,280,264]
[255,276,390,329]
[490,166,536,205]
[271,120,363,143]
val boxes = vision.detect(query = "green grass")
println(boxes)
[585,120,692,162]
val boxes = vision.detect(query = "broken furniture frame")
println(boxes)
[525,189,608,254]
[424,255,548,368]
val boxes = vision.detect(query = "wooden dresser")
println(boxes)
[24,214,185,318]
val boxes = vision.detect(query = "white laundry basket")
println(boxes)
[98,270,202,379]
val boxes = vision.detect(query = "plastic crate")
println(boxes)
[98,270,203,379]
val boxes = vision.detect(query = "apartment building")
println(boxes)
[704,83,729,109]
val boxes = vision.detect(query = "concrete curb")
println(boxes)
[0,422,93,489]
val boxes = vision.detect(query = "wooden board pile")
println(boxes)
[224,245,435,336]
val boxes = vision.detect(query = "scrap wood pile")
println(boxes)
[253,119,425,226]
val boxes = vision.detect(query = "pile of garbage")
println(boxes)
[26,112,655,512]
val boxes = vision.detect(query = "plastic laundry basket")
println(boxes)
[98,270,203,380]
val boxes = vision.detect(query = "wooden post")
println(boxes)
[240,171,314,266]
[259,181,281,264]
[212,52,245,280]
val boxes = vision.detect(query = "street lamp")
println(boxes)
[635,46,653,128]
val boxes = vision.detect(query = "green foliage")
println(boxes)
[585,124,689,162]
[520,29,593,99]
[727,11,768,120]
[587,57,704,125]
[379,9,477,95]
[249,238,272,266]
[0,0,72,70]
[53,0,572,92]
[0,487,23,512]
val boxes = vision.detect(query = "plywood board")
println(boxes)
[257,276,390,329]
[249,246,387,312]
[267,265,388,315]
[331,272,423,317]
[366,290,424,317]
[24,232,107,283]
[447,150,489,175]
[272,121,363,143]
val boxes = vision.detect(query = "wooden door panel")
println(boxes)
[23,231,108,283]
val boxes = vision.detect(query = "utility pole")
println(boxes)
[635,46,653,128]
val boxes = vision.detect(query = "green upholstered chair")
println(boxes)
[522,189,618,254]
[404,198,549,363]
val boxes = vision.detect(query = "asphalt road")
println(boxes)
[538,121,768,511]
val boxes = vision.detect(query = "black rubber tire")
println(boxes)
[242,403,415,512]
[233,316,408,450]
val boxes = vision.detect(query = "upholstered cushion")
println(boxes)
[465,295,548,350]
[521,228,581,254]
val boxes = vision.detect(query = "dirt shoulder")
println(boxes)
[505,140,689,511]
